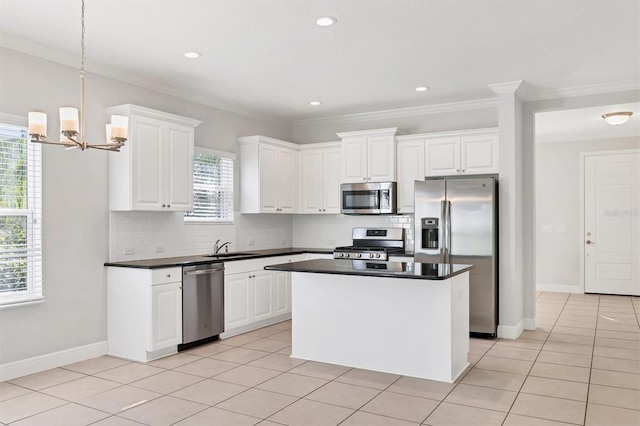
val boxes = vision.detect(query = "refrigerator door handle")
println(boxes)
[444,200,452,263]
[440,200,447,257]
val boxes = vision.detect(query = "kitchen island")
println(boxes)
[265,259,473,383]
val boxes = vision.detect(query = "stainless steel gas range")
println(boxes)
[333,227,406,261]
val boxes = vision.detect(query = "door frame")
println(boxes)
[579,148,640,293]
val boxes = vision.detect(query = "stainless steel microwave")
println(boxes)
[340,182,397,215]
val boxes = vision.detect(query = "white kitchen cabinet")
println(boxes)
[107,266,182,362]
[300,142,342,214]
[273,270,291,316]
[106,104,200,211]
[395,139,425,214]
[338,128,400,183]
[425,129,498,177]
[239,136,299,213]
[222,254,307,338]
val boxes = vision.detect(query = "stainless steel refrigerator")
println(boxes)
[414,175,498,336]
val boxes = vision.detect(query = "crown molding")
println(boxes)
[106,104,201,127]
[292,98,498,128]
[488,80,524,96]
[521,79,640,102]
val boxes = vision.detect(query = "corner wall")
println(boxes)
[0,47,291,369]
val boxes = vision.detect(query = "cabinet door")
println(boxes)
[164,124,194,211]
[425,137,461,176]
[368,135,396,182]
[259,144,279,212]
[322,146,343,213]
[150,282,182,351]
[273,270,291,316]
[225,273,252,329]
[396,140,425,213]
[342,137,368,182]
[301,149,324,213]
[278,148,297,213]
[252,270,274,322]
[460,133,499,174]
[131,116,165,210]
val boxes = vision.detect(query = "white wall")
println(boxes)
[535,137,640,292]
[0,47,291,366]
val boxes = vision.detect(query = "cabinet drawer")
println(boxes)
[151,267,182,285]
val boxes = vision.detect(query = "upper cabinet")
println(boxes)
[239,136,299,214]
[424,129,498,177]
[396,128,499,213]
[395,139,425,214]
[300,142,342,214]
[106,104,200,211]
[338,128,399,183]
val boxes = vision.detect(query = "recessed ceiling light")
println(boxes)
[184,51,202,59]
[316,16,337,27]
[415,86,430,92]
[309,101,322,106]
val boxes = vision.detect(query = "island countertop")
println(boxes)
[265,259,473,280]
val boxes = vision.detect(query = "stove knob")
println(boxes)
[369,253,374,259]
[356,253,362,258]
[340,253,346,258]
[376,253,381,259]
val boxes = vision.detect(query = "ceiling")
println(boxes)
[1,0,639,124]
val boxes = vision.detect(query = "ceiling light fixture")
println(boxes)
[309,101,322,106]
[415,86,430,92]
[28,0,128,151]
[601,111,633,126]
[184,51,202,59]
[315,16,337,27]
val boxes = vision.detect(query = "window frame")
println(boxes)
[184,147,235,224]
[0,113,43,307]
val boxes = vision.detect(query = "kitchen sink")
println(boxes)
[204,252,255,258]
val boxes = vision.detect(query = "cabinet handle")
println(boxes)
[166,274,171,278]
[167,204,171,208]
[456,169,460,173]
[162,204,166,208]
[461,170,465,174]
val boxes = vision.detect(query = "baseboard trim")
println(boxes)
[497,320,524,339]
[536,283,583,293]
[523,317,536,331]
[0,341,108,382]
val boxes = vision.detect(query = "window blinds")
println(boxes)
[185,149,234,222]
[0,123,42,305]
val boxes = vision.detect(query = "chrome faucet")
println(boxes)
[214,239,231,253]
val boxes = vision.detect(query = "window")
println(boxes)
[0,117,42,306]
[184,148,234,223]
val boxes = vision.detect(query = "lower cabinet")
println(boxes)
[107,266,183,362]
[222,254,309,338]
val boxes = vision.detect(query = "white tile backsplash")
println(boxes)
[109,211,292,262]
[292,214,414,250]
[109,211,413,262]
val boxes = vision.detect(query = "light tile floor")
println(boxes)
[1,292,639,425]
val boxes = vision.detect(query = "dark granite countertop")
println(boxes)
[264,259,473,280]
[104,247,334,269]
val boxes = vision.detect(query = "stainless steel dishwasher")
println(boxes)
[180,263,225,350]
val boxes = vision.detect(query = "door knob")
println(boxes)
[586,240,595,245]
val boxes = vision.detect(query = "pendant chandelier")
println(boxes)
[28,0,128,151]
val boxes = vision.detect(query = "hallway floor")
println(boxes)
[1,292,639,425]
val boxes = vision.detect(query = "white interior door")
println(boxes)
[584,151,640,295]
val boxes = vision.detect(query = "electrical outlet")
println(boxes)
[247,239,255,246]
[556,225,567,233]
[541,225,553,233]
[155,245,165,253]
[123,247,135,255]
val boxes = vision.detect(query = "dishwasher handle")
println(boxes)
[183,263,224,276]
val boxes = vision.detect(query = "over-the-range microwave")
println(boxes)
[340,182,397,215]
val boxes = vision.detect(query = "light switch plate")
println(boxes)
[541,225,553,233]
[123,247,135,255]
[556,225,567,233]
